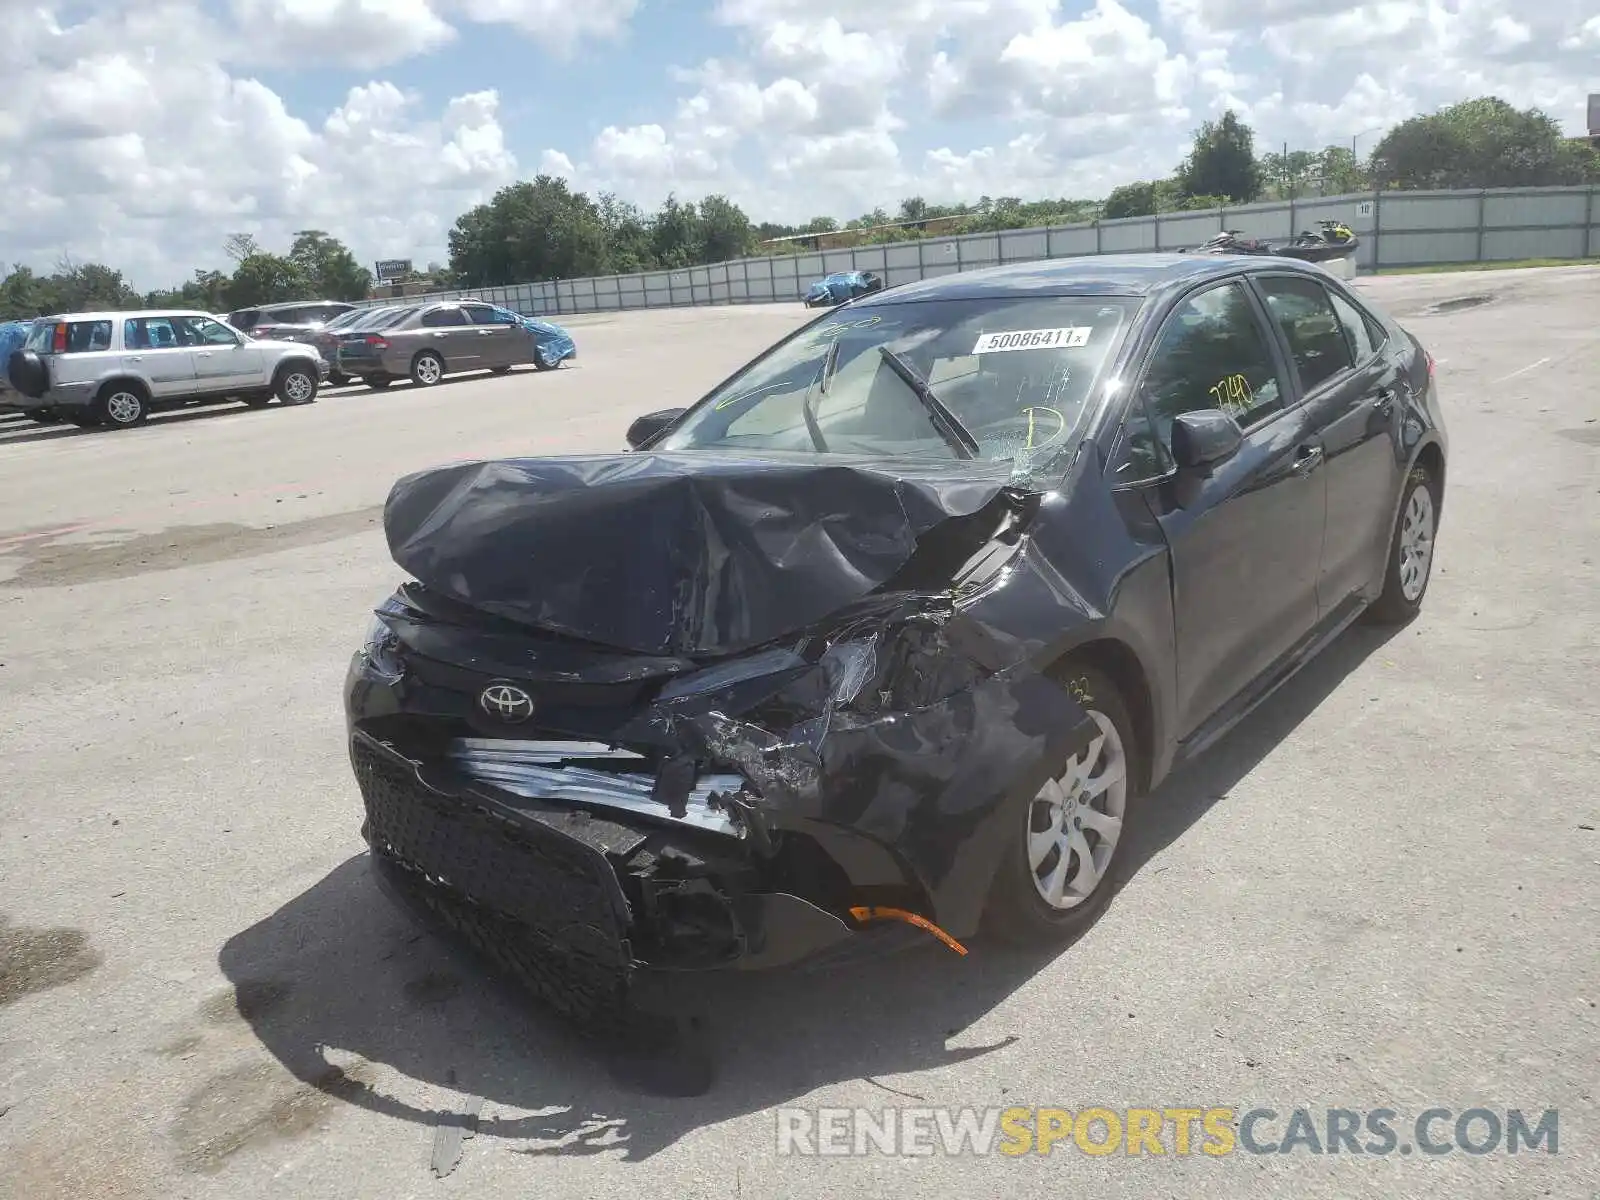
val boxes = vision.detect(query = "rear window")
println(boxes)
[25,320,114,354]
[228,309,261,330]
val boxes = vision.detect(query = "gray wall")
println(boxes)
[368,184,1600,317]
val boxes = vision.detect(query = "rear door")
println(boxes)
[1250,273,1405,616]
[121,317,199,398]
[1116,278,1329,738]
[415,305,474,370]
[463,304,520,367]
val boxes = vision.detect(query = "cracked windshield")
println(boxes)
[658,298,1132,478]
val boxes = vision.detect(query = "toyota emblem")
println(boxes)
[478,682,535,724]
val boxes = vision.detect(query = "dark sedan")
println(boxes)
[344,253,1446,1029]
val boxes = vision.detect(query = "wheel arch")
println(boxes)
[272,356,319,381]
[95,374,152,399]
[1411,438,1446,519]
[1045,637,1156,795]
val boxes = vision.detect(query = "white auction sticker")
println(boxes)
[971,326,1091,354]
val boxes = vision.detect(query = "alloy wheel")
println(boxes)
[283,371,314,403]
[104,391,145,426]
[1398,485,1436,602]
[1026,709,1128,910]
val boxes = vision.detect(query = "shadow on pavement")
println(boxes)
[218,620,1396,1162]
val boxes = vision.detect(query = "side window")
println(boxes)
[489,306,522,324]
[65,321,113,352]
[1326,290,1375,363]
[1137,281,1285,452]
[124,318,181,350]
[1256,276,1355,392]
[313,305,351,324]
[180,316,239,346]
[421,307,467,328]
[463,304,510,325]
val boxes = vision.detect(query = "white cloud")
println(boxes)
[226,0,456,69]
[1,0,1596,287]
[0,4,519,287]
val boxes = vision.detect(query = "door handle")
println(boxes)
[1372,389,1395,416]
[1292,444,1325,476]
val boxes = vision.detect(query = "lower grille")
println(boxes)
[351,735,638,1029]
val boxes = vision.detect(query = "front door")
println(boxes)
[1251,274,1409,614]
[181,315,264,392]
[1125,278,1330,738]
[463,304,519,367]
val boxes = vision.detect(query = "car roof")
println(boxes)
[256,299,351,312]
[38,309,220,323]
[850,252,1332,305]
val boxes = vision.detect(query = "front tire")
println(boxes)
[94,383,149,429]
[363,375,393,390]
[984,663,1143,945]
[532,353,558,372]
[327,370,350,387]
[274,362,319,405]
[410,352,444,387]
[1366,462,1440,625]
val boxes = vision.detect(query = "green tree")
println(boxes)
[1102,181,1159,219]
[697,194,754,262]
[224,253,308,308]
[1371,96,1594,190]
[595,193,658,273]
[448,176,610,285]
[287,230,372,300]
[651,194,701,268]
[1177,110,1263,203]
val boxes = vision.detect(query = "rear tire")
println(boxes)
[410,351,445,387]
[1366,462,1440,625]
[983,663,1144,946]
[363,375,393,390]
[94,383,149,429]
[24,410,61,425]
[489,365,512,375]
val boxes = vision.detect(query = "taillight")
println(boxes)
[365,336,389,349]
[1425,350,1435,378]
[52,322,67,353]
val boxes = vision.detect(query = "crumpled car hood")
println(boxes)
[383,450,1014,657]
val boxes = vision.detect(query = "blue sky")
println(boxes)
[3,0,1596,286]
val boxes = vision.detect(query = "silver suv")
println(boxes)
[4,310,329,430]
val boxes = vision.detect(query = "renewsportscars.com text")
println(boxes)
[775,1106,1559,1158]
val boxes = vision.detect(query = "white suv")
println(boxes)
[4,309,329,430]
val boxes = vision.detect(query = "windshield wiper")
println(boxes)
[877,346,979,460]
[797,338,839,452]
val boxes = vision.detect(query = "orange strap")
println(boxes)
[849,905,969,956]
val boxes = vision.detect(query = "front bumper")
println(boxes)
[351,729,884,1026]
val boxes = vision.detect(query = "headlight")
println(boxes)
[359,599,406,680]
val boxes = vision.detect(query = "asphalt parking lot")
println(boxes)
[1,270,1596,1199]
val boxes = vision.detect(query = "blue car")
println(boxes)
[804,270,885,307]
[517,314,577,369]
[0,319,37,411]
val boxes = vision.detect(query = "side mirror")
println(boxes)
[625,407,687,450]
[1170,409,1243,470]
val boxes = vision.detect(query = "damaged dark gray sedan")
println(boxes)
[345,254,1447,1025]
